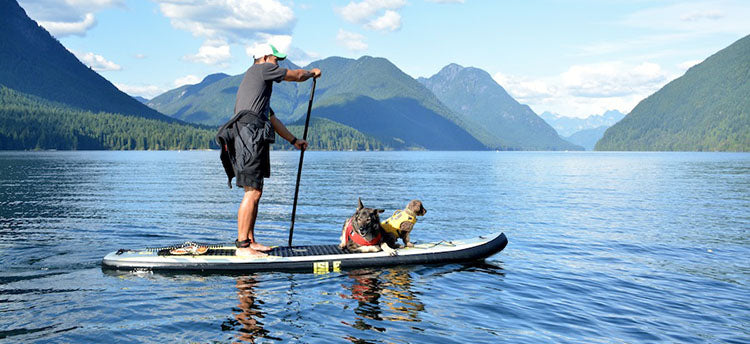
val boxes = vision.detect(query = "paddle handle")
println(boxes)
[289,78,316,247]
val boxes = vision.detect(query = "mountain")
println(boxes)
[565,126,609,151]
[419,64,582,150]
[597,35,750,151]
[541,110,625,137]
[0,0,173,121]
[133,96,149,104]
[150,56,486,150]
[147,60,306,125]
[300,56,485,150]
[148,72,235,124]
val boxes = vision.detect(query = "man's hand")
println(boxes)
[294,139,308,151]
[310,68,321,79]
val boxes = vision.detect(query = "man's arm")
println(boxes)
[284,68,321,82]
[270,115,308,150]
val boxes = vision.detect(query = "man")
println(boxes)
[217,44,321,256]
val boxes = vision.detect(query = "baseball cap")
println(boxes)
[254,44,287,60]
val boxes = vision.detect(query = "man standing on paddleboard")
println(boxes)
[216,44,321,256]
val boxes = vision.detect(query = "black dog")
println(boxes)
[339,198,396,255]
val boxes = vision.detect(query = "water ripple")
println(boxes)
[0,151,748,343]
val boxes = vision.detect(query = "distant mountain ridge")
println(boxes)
[565,126,610,151]
[150,56,486,150]
[419,64,582,150]
[299,56,485,150]
[0,0,173,122]
[147,60,306,125]
[147,72,237,124]
[149,57,580,150]
[597,34,750,151]
[541,110,625,137]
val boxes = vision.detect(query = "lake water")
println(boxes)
[1,150,748,343]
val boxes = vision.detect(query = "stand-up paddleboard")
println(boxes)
[101,232,508,273]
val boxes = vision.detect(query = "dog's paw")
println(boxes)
[383,246,398,256]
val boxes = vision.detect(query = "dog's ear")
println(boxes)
[357,197,364,211]
[408,200,420,211]
[377,209,384,213]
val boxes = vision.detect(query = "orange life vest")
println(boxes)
[345,218,382,246]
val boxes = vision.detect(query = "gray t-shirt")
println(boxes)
[233,63,287,116]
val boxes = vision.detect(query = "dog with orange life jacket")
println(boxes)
[339,198,397,255]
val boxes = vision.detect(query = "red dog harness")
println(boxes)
[345,218,381,246]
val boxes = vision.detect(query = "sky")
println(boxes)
[15,0,750,118]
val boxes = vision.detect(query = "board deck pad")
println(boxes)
[151,244,350,257]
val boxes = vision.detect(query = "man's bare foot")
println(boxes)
[250,242,271,252]
[236,247,267,257]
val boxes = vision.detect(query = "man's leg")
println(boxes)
[237,186,267,255]
[247,193,271,251]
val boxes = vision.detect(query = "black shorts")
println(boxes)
[234,114,271,190]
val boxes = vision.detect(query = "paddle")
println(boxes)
[288,78,316,247]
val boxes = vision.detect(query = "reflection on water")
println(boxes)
[379,269,425,323]
[340,268,426,342]
[223,275,279,343]
[341,270,387,337]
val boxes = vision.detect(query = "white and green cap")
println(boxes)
[254,44,287,60]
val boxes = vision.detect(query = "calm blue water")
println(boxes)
[1,151,748,343]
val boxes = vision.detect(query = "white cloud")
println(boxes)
[365,10,401,31]
[174,75,202,87]
[680,9,724,22]
[154,0,296,65]
[18,0,122,37]
[494,61,676,118]
[337,29,368,51]
[339,0,406,22]
[70,49,122,71]
[621,1,750,35]
[561,61,667,98]
[337,0,406,31]
[493,72,557,101]
[156,0,295,42]
[82,52,122,71]
[115,83,165,99]
[134,54,147,59]
[184,40,231,65]
[574,1,750,58]
[37,13,97,37]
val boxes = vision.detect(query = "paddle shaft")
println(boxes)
[289,78,316,246]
